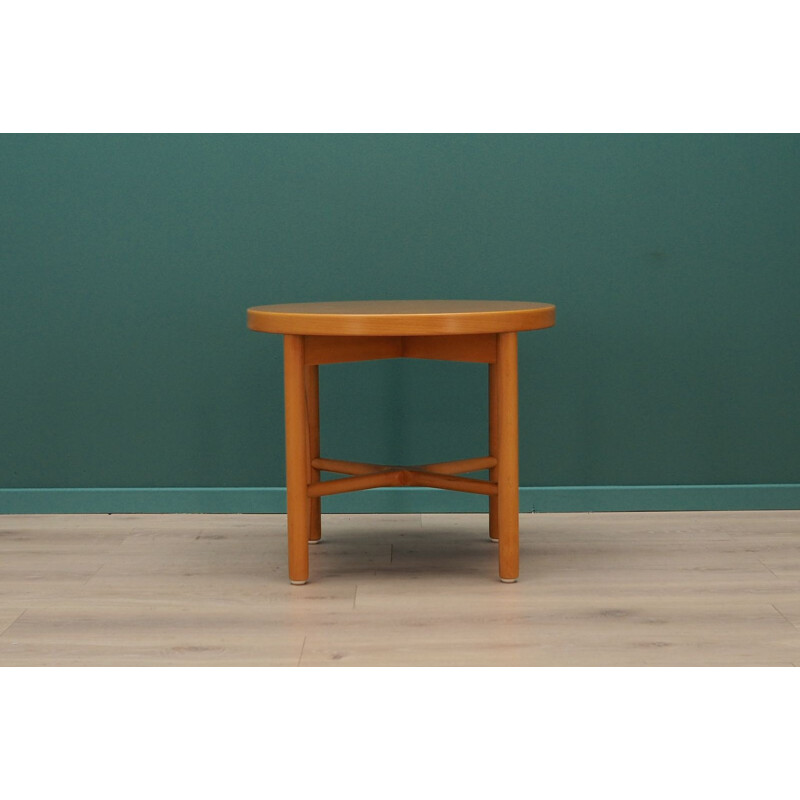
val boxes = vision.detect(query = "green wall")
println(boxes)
[2,134,799,511]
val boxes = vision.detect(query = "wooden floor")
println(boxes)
[1,511,799,666]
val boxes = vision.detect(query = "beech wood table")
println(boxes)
[247,300,556,585]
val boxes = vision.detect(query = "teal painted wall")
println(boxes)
[1,134,799,508]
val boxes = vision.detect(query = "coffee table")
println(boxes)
[247,300,556,584]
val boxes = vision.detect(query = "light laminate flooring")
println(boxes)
[1,511,799,666]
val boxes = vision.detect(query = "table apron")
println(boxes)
[302,333,498,365]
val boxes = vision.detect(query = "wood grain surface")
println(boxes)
[1,511,799,666]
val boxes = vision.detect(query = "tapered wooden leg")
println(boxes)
[284,334,310,584]
[305,364,322,543]
[488,358,499,543]
[496,332,519,582]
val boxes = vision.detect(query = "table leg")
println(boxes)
[284,334,310,584]
[305,364,322,543]
[488,358,499,543]
[496,332,519,582]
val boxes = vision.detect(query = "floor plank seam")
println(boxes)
[0,609,27,638]
[756,559,779,578]
[82,563,109,585]
[771,604,799,631]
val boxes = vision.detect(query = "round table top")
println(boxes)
[247,300,556,336]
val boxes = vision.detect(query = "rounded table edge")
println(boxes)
[246,304,556,336]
